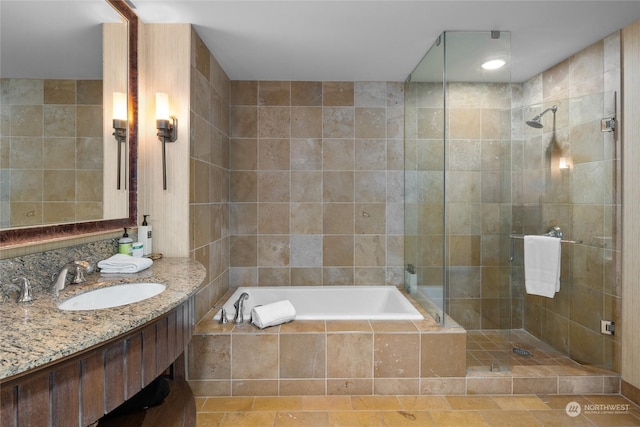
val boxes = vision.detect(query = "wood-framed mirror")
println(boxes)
[0,0,138,248]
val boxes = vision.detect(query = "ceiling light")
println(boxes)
[481,59,506,70]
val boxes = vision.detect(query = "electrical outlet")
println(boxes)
[601,320,615,335]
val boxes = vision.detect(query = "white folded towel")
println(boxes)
[98,254,153,274]
[524,235,561,298]
[251,300,296,329]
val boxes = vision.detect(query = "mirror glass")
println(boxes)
[0,0,129,232]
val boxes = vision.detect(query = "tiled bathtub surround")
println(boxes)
[229,81,405,288]
[188,294,467,397]
[188,299,620,397]
[0,78,104,228]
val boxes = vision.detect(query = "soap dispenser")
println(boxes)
[139,214,153,256]
[118,228,133,255]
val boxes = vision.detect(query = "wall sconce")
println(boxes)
[155,92,178,190]
[112,92,127,190]
[559,156,570,171]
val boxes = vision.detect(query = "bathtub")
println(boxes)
[214,286,424,321]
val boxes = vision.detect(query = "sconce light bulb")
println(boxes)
[113,92,127,121]
[156,92,170,120]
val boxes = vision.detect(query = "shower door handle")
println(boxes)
[509,237,514,263]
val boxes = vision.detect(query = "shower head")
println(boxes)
[525,117,544,128]
[526,105,558,128]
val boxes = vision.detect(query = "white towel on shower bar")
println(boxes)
[524,235,561,298]
[251,300,296,329]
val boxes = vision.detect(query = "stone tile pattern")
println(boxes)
[404,79,514,333]
[0,257,205,379]
[194,393,640,427]
[0,235,120,300]
[514,33,622,369]
[0,78,104,228]
[189,311,468,397]
[188,300,620,398]
[228,80,405,288]
[189,30,232,323]
[404,32,622,369]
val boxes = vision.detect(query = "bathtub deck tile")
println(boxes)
[280,320,326,333]
[413,319,465,333]
[326,320,373,332]
[371,320,419,333]
[232,322,281,333]
[195,318,235,334]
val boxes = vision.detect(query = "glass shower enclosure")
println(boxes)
[404,30,514,372]
[405,30,618,372]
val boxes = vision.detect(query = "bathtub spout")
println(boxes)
[233,292,249,323]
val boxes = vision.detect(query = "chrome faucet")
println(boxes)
[51,261,92,297]
[11,277,33,303]
[232,292,249,324]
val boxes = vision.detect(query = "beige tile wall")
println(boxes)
[0,78,103,228]
[229,81,405,287]
[404,81,513,330]
[515,32,621,369]
[189,30,231,322]
[404,32,621,370]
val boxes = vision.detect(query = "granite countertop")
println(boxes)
[0,257,206,381]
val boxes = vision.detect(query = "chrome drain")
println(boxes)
[512,347,532,357]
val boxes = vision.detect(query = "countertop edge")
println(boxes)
[0,257,206,382]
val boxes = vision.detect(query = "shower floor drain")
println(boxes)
[512,347,532,357]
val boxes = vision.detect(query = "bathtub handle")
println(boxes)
[218,308,228,324]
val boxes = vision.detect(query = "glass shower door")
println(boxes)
[405,31,514,372]
[404,35,445,325]
[513,91,618,369]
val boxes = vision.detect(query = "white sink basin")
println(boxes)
[58,282,166,311]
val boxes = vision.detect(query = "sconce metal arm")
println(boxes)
[112,118,127,190]
[156,116,178,190]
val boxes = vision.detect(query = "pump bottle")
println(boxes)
[139,215,153,256]
[118,228,133,255]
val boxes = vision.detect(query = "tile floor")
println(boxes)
[195,330,639,425]
[195,394,640,426]
[466,329,591,371]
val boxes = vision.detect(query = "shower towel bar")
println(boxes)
[508,230,582,263]
[508,234,582,245]
[509,226,582,262]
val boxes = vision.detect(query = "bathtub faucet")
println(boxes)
[232,292,249,324]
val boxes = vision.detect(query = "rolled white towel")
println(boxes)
[98,254,153,274]
[251,300,296,329]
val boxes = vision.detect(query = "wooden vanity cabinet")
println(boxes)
[0,297,194,427]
